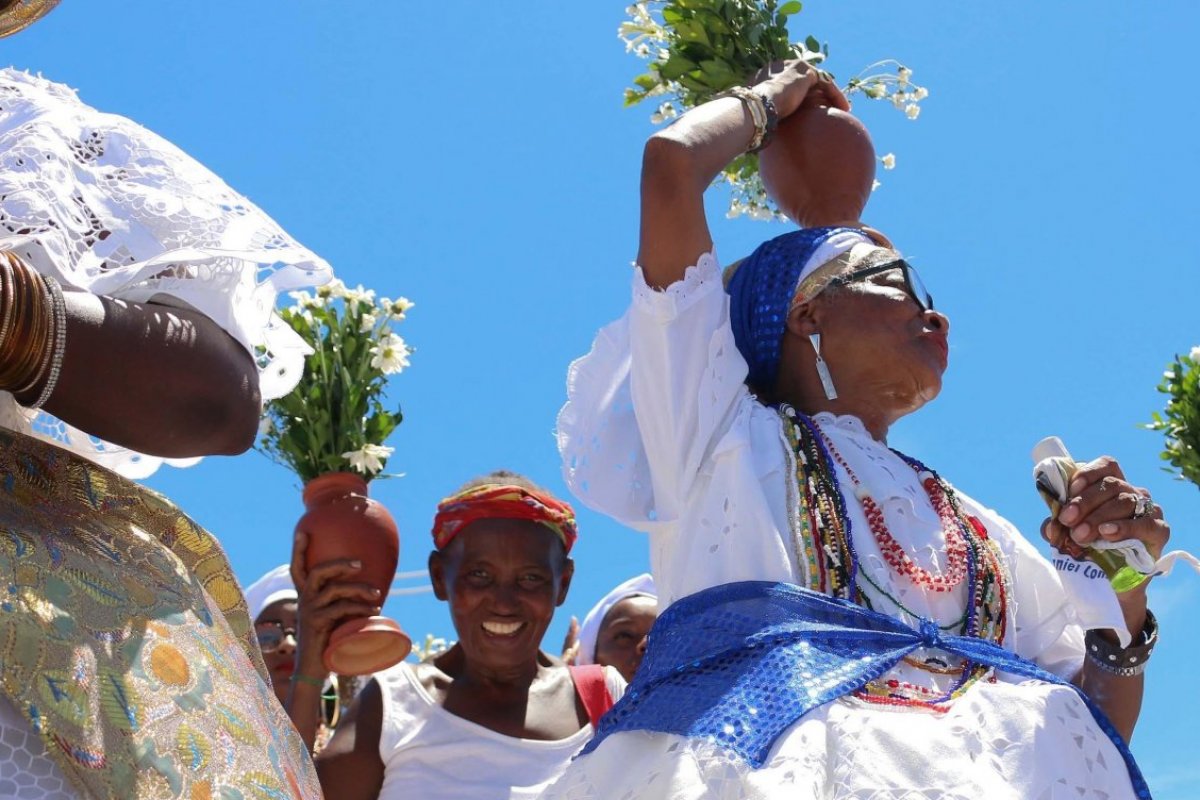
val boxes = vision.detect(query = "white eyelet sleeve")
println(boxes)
[558,253,754,529]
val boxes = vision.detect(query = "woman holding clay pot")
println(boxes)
[314,470,625,800]
[541,58,1170,799]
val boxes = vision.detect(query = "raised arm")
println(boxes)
[637,61,848,289]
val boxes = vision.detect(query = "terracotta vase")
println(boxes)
[758,104,877,229]
[295,472,411,676]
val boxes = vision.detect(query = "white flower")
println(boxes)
[1190,345,1200,362]
[905,104,921,120]
[258,416,273,437]
[342,443,394,476]
[872,179,882,192]
[316,278,347,299]
[891,91,907,110]
[865,83,887,100]
[388,297,415,320]
[370,333,411,374]
[288,290,325,310]
[298,308,315,326]
[343,284,376,307]
[360,311,378,333]
[913,86,929,101]
[897,66,912,85]
[649,102,677,125]
[880,153,896,170]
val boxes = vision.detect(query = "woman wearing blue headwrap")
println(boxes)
[546,60,1171,799]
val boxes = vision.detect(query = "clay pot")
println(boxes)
[758,104,877,229]
[295,472,411,675]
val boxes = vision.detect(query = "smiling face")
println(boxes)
[429,519,573,675]
[780,250,951,430]
[593,594,658,683]
[254,598,299,705]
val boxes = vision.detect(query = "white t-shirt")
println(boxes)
[375,662,625,800]
[545,252,1137,800]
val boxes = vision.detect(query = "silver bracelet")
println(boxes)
[30,274,66,410]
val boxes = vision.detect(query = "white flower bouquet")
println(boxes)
[1147,346,1200,489]
[260,280,413,482]
[620,0,928,219]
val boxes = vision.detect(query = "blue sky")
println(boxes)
[9,2,1199,794]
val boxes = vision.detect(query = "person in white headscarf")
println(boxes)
[245,551,382,756]
[571,573,658,684]
[245,564,303,706]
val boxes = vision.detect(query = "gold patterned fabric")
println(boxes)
[0,429,321,799]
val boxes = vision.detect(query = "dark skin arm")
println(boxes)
[23,290,261,457]
[1041,456,1170,743]
[314,677,386,799]
[638,60,848,290]
[287,530,383,753]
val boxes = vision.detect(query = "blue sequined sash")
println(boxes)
[581,581,1150,798]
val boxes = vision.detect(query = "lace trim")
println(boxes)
[0,68,331,478]
[810,411,873,439]
[631,251,721,320]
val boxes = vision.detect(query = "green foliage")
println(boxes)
[1147,351,1200,489]
[259,283,412,483]
[619,1,925,220]
[623,0,817,111]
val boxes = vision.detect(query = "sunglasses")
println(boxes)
[827,259,934,313]
[254,621,298,653]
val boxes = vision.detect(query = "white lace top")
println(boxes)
[546,253,1138,799]
[0,68,331,478]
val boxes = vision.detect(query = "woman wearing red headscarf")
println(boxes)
[314,470,625,800]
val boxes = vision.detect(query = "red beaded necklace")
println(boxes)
[819,431,968,592]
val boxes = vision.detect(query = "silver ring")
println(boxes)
[1131,495,1153,519]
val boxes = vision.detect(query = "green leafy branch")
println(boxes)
[1147,349,1200,489]
[620,0,928,219]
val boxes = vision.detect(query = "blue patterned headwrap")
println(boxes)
[725,226,869,391]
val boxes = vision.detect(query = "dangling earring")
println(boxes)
[809,333,838,401]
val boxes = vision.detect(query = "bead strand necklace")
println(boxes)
[778,406,1011,711]
[819,430,968,593]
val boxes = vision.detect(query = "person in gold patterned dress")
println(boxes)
[0,65,331,798]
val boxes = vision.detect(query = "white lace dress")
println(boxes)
[0,68,330,799]
[0,67,330,478]
[546,252,1138,799]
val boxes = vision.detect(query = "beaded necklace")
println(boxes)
[779,405,1010,711]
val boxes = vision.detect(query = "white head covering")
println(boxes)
[576,573,657,666]
[243,564,298,623]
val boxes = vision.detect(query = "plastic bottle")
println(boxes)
[1031,436,1149,594]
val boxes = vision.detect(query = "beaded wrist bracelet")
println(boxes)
[752,91,778,152]
[1085,610,1158,677]
[720,86,769,152]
